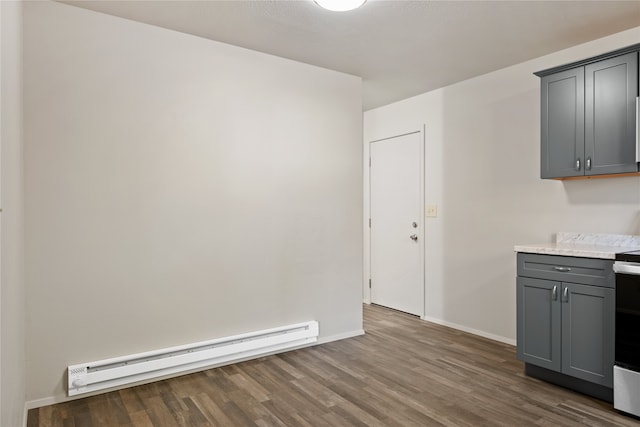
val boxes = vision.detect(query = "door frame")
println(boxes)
[364,128,425,317]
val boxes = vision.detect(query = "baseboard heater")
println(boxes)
[68,320,318,397]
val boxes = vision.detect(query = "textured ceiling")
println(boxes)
[61,0,640,110]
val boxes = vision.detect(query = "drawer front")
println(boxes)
[517,253,614,288]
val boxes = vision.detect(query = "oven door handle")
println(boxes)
[613,261,640,275]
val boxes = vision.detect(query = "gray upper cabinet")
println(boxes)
[537,44,639,180]
[541,68,585,178]
[585,52,638,176]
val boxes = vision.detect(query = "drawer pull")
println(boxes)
[563,287,569,303]
[553,266,572,272]
[552,285,558,301]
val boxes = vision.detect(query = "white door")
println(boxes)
[370,131,424,316]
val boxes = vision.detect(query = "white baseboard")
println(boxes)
[26,395,65,411]
[25,328,366,411]
[316,329,365,345]
[421,315,516,346]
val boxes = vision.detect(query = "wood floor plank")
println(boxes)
[219,400,257,426]
[28,304,640,426]
[190,392,236,427]
[127,410,154,427]
[118,387,145,416]
[143,395,180,427]
[227,371,271,403]
[87,393,129,427]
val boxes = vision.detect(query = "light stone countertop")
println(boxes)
[514,232,640,259]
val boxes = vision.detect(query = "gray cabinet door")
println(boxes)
[561,283,614,387]
[517,277,561,371]
[585,52,639,175]
[541,67,585,178]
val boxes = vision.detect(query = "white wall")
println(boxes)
[24,1,363,404]
[1,1,26,426]
[364,26,640,344]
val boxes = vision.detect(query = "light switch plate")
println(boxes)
[426,204,438,217]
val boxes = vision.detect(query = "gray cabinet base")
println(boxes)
[525,363,613,403]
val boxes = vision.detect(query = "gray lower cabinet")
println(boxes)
[561,282,614,386]
[516,253,615,391]
[517,277,561,371]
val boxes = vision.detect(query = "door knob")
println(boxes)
[409,234,418,241]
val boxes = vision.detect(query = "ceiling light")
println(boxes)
[314,0,366,12]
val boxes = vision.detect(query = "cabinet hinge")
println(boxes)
[369,157,371,167]
[369,218,371,228]
[369,279,372,288]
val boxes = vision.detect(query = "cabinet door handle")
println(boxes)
[562,287,569,303]
[575,158,581,171]
[552,285,558,301]
[553,266,571,272]
[586,157,592,171]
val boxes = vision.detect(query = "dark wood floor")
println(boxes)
[29,304,639,426]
